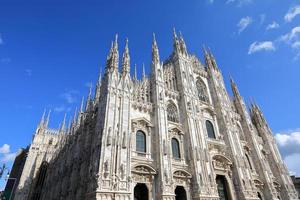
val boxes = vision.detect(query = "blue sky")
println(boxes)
[1,0,300,189]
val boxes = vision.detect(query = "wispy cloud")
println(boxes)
[0,144,16,163]
[284,5,300,22]
[275,130,300,175]
[278,26,300,59]
[237,16,253,33]
[0,58,11,64]
[266,21,279,31]
[0,33,3,45]
[280,26,300,43]
[248,41,275,54]
[54,105,71,113]
[25,69,32,77]
[60,90,79,104]
[226,0,252,6]
[260,14,266,25]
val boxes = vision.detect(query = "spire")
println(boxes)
[95,67,102,100]
[80,96,84,113]
[106,34,119,71]
[173,28,180,53]
[97,67,102,86]
[203,47,219,71]
[122,38,130,74]
[39,109,46,128]
[230,76,241,99]
[152,33,160,65]
[60,113,67,132]
[142,63,146,80]
[45,110,51,128]
[86,84,93,112]
[179,31,188,55]
[134,64,137,80]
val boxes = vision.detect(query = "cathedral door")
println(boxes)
[175,186,187,200]
[134,183,148,200]
[216,175,229,200]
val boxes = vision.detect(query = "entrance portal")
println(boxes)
[175,186,187,200]
[134,183,148,200]
[216,175,230,200]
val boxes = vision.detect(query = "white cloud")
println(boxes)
[237,16,253,33]
[284,153,300,175]
[0,144,10,154]
[0,144,16,163]
[275,130,300,175]
[280,26,300,43]
[291,41,300,49]
[284,5,300,22]
[248,41,275,54]
[60,90,78,104]
[1,153,16,162]
[266,21,279,31]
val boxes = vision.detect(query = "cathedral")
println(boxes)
[14,30,298,200]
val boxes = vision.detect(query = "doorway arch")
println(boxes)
[134,183,148,200]
[216,175,230,200]
[175,186,187,200]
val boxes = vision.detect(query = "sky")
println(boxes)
[1,0,300,190]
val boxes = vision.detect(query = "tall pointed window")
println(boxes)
[172,138,181,159]
[167,103,179,123]
[196,79,209,103]
[136,130,146,153]
[206,120,216,139]
[245,154,253,170]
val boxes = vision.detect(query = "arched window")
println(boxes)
[245,154,253,170]
[167,103,179,123]
[206,120,216,139]
[136,130,146,153]
[196,79,209,103]
[172,138,181,159]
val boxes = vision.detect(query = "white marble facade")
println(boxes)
[14,31,298,200]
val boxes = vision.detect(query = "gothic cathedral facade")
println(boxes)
[14,31,298,200]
